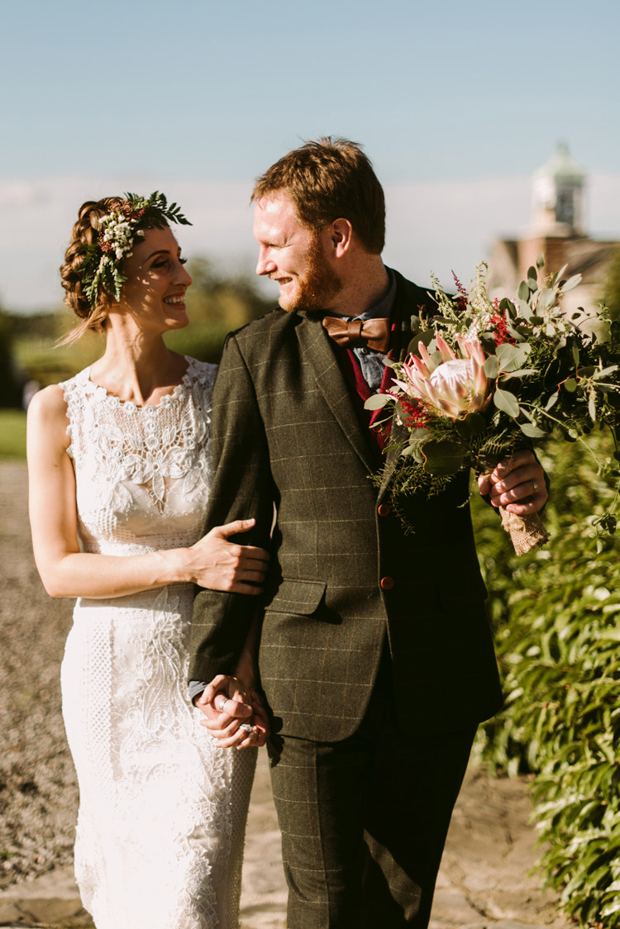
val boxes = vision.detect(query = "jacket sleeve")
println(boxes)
[188,333,275,684]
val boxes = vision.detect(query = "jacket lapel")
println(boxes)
[377,272,435,501]
[295,313,377,475]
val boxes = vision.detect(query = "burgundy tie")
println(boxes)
[321,316,390,354]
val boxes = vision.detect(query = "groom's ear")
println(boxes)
[329,218,353,258]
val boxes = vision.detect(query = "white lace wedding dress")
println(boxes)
[59,357,256,929]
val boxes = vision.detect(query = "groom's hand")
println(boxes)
[478,450,547,515]
[195,673,262,749]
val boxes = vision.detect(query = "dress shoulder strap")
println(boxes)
[58,367,92,462]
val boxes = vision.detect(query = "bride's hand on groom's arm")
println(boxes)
[168,518,269,593]
[195,674,269,749]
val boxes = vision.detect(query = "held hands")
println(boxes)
[478,450,548,515]
[180,518,269,594]
[195,674,269,750]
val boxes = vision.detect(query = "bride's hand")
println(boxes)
[173,518,269,593]
[196,674,268,749]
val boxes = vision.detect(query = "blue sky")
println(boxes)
[1,0,619,309]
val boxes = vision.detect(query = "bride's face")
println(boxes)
[116,226,193,333]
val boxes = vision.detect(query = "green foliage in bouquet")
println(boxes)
[370,258,620,531]
[473,433,620,926]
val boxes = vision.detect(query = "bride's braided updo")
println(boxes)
[60,198,127,338]
[60,192,189,343]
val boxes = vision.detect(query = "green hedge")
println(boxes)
[472,433,620,926]
[0,410,27,459]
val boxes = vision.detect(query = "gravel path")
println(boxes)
[0,462,570,928]
[0,462,77,889]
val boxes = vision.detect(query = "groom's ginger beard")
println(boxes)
[272,235,342,312]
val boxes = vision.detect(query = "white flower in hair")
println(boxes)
[78,192,191,308]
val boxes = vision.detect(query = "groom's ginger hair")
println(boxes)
[251,137,385,254]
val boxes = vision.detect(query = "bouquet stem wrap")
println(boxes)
[499,507,549,556]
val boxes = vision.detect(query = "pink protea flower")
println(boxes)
[396,334,489,420]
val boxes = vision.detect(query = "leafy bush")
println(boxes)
[0,410,27,458]
[603,249,620,323]
[472,433,620,926]
[9,256,276,384]
[0,312,24,407]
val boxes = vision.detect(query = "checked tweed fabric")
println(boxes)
[189,271,502,742]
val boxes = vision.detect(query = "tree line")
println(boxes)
[0,256,275,407]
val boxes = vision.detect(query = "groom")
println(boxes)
[189,138,547,927]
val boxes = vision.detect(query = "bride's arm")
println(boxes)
[27,386,268,599]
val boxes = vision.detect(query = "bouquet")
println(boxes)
[366,257,620,555]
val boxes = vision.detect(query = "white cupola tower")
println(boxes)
[532,142,586,236]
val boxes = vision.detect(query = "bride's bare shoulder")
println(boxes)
[28,383,68,416]
[27,385,71,448]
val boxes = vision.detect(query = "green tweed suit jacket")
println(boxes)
[189,271,503,742]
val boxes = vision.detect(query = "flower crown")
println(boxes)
[78,191,191,308]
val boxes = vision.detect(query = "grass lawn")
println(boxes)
[0,409,27,459]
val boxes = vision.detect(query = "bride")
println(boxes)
[26,193,268,929]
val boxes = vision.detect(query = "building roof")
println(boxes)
[533,142,586,183]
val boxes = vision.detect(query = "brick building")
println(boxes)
[488,144,620,315]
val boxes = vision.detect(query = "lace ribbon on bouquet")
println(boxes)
[499,508,549,556]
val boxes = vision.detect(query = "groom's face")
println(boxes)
[253,193,341,312]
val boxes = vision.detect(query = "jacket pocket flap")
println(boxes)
[266,579,327,615]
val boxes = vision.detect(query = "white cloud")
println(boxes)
[1,173,619,312]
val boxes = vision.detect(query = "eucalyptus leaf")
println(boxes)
[527,265,538,281]
[544,392,559,410]
[593,365,619,380]
[536,251,545,269]
[496,342,531,372]
[537,288,556,310]
[500,368,538,379]
[500,297,516,317]
[496,343,519,366]
[407,330,434,356]
[364,393,391,410]
[589,392,597,421]
[483,355,499,378]
[493,387,520,418]
[504,319,526,342]
[564,378,578,393]
[520,422,547,438]
[562,274,582,293]
[518,280,530,301]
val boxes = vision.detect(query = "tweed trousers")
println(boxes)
[268,646,477,928]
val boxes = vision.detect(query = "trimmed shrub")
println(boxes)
[472,433,620,926]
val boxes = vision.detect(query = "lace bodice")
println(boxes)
[60,357,217,556]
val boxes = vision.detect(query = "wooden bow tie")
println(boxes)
[321,316,390,353]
